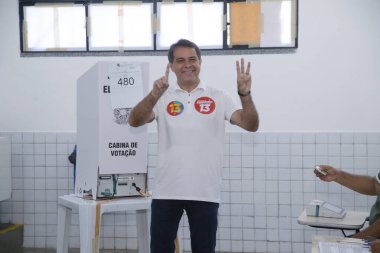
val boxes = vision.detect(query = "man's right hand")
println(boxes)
[151,64,170,99]
[129,64,170,127]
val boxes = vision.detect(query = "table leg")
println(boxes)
[57,204,72,253]
[136,209,150,253]
[78,204,97,253]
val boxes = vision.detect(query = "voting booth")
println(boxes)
[75,62,149,200]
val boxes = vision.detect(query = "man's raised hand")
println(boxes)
[236,58,252,96]
[151,64,170,99]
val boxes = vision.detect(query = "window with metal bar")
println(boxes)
[19,0,298,55]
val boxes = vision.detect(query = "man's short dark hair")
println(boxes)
[168,39,202,63]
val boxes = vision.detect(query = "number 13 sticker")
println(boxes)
[195,97,215,114]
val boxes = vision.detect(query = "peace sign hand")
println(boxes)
[151,64,170,99]
[236,58,252,96]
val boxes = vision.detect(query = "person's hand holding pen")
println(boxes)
[151,64,170,99]
[314,165,340,182]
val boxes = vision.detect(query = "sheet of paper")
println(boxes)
[109,63,143,109]
[229,2,261,46]
[319,241,370,253]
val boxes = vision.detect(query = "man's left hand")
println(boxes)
[236,58,251,96]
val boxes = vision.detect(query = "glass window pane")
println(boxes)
[260,0,295,47]
[23,5,86,51]
[227,0,296,48]
[157,2,223,50]
[89,3,153,51]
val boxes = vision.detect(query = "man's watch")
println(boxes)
[238,90,251,97]
[376,172,380,184]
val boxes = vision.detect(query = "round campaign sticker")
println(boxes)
[167,101,184,116]
[194,97,215,114]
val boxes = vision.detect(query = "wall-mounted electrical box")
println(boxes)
[75,62,149,200]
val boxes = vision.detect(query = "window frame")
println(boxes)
[18,0,299,56]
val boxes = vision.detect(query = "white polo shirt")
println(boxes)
[152,82,241,203]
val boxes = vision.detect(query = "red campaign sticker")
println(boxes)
[167,101,184,116]
[194,97,215,114]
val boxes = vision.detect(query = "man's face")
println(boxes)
[170,46,201,88]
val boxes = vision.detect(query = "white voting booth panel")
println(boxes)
[76,62,149,200]
[0,137,11,202]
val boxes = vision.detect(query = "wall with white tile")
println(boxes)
[1,131,380,253]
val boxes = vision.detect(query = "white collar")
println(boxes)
[172,81,206,93]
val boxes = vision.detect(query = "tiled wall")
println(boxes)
[1,132,380,253]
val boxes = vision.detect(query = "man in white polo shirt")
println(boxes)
[129,39,259,253]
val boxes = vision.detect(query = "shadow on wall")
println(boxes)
[68,145,76,186]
